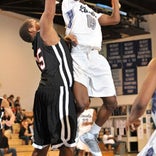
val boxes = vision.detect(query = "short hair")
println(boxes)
[19,19,34,43]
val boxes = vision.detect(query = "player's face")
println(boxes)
[29,19,40,31]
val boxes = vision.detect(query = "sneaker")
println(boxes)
[80,132,102,156]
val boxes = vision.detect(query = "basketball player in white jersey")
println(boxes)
[126,58,156,156]
[62,0,120,155]
[77,108,97,156]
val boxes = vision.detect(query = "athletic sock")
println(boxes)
[89,122,101,135]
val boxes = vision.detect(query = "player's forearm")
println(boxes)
[42,0,56,23]
[128,102,146,124]
[45,0,56,16]
[111,0,121,24]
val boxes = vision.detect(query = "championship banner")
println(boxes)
[106,38,152,95]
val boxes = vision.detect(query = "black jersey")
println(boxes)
[32,32,73,87]
[32,32,77,148]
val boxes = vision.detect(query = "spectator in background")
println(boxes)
[0,129,17,156]
[102,129,119,154]
[14,103,25,124]
[2,94,7,99]
[14,96,21,107]
[7,95,14,108]
[19,118,32,145]
[7,94,15,113]
[2,112,13,139]
[0,97,15,129]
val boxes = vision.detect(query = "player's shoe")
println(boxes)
[80,132,102,156]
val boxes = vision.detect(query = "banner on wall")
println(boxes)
[107,38,152,68]
[137,39,152,66]
[107,42,122,69]
[122,68,137,95]
[106,38,152,95]
[112,69,123,95]
[122,41,137,68]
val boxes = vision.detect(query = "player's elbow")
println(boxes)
[112,16,120,25]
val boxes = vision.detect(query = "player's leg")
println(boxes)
[80,96,117,156]
[88,152,92,156]
[31,87,51,156]
[59,146,75,156]
[79,53,117,156]
[31,145,50,156]
[95,96,117,127]
[73,81,90,116]
[77,149,84,156]
[81,96,117,137]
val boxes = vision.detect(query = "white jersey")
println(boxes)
[102,134,115,144]
[77,108,95,133]
[137,91,156,156]
[76,108,95,151]
[152,91,156,126]
[62,0,102,49]
[62,0,116,98]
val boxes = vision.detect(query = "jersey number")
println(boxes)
[36,48,45,71]
[86,14,96,30]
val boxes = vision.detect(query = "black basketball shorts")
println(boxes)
[32,84,77,149]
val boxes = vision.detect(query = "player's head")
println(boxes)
[19,19,40,43]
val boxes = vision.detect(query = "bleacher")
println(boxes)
[7,120,59,156]
[8,120,114,156]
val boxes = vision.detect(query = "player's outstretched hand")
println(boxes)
[126,119,141,132]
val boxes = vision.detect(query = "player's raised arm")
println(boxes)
[99,0,121,26]
[40,0,59,45]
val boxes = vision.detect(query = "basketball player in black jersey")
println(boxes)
[19,0,77,155]
[0,97,15,129]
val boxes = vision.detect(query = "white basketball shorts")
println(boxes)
[71,45,116,97]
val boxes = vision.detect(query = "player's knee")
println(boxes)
[75,98,90,116]
[76,105,85,116]
[59,145,75,154]
[102,96,118,112]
